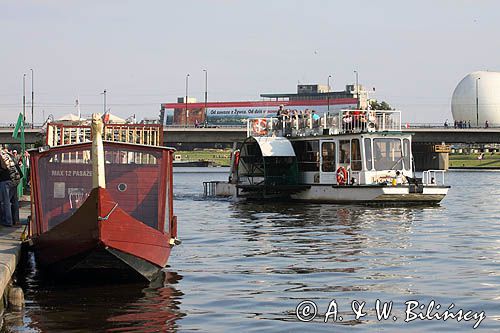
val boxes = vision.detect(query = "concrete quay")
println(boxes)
[0,199,29,314]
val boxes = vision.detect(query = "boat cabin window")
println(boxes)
[351,139,362,171]
[364,138,373,170]
[403,138,411,171]
[373,138,404,170]
[293,140,319,172]
[339,140,350,164]
[321,142,336,172]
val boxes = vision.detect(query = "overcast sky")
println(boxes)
[1,0,498,124]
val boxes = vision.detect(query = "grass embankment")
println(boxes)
[174,149,232,167]
[449,153,500,168]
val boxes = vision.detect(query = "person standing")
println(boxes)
[23,151,30,188]
[0,149,21,226]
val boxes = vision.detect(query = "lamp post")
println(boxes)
[30,69,34,128]
[327,75,332,112]
[23,74,26,123]
[203,69,208,125]
[102,89,107,114]
[475,77,480,127]
[354,70,359,109]
[185,74,190,126]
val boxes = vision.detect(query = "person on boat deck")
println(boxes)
[395,170,406,185]
[311,110,320,128]
[276,104,285,120]
[0,148,21,227]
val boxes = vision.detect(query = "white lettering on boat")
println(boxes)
[51,170,92,177]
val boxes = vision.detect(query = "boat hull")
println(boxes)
[208,181,448,205]
[32,188,172,281]
[289,184,449,204]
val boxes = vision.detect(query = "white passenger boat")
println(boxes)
[204,110,449,205]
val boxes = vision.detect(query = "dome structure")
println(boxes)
[451,71,500,126]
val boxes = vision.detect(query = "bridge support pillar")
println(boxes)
[412,143,449,171]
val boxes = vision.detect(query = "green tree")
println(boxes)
[369,100,393,110]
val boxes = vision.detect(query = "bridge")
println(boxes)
[1,126,499,146]
[1,126,499,170]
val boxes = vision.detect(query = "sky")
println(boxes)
[1,0,499,125]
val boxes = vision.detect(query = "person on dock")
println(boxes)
[0,148,21,227]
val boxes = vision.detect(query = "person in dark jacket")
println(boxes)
[0,149,21,226]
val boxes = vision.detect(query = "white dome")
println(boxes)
[451,71,500,126]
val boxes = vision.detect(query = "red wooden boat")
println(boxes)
[28,115,179,281]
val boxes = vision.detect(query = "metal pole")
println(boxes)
[476,77,480,127]
[327,75,332,112]
[23,74,26,122]
[30,69,34,128]
[21,74,26,195]
[354,70,359,109]
[185,74,190,126]
[103,89,107,114]
[203,69,208,125]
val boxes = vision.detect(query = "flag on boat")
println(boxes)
[103,110,110,123]
[12,113,24,139]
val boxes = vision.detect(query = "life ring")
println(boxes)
[252,119,267,135]
[336,166,348,185]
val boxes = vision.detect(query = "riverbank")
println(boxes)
[174,149,231,167]
[449,152,500,169]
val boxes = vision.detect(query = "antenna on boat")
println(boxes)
[91,113,106,188]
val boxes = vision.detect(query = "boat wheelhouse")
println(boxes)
[29,115,178,281]
[205,110,449,204]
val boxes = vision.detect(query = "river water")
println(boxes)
[3,169,499,332]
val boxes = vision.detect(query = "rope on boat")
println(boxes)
[98,203,119,221]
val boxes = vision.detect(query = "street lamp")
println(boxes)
[185,74,190,126]
[327,75,332,112]
[475,77,481,127]
[23,74,26,123]
[203,69,208,125]
[30,69,34,128]
[354,70,359,109]
[101,89,107,114]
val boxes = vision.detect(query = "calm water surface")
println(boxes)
[4,169,499,332]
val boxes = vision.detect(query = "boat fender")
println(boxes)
[336,166,348,185]
[169,238,182,246]
[252,119,267,135]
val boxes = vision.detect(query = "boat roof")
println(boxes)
[249,136,296,157]
[29,140,176,154]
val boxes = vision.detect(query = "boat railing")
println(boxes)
[46,122,163,147]
[246,110,402,137]
[422,170,446,186]
[350,170,362,185]
[203,181,218,197]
